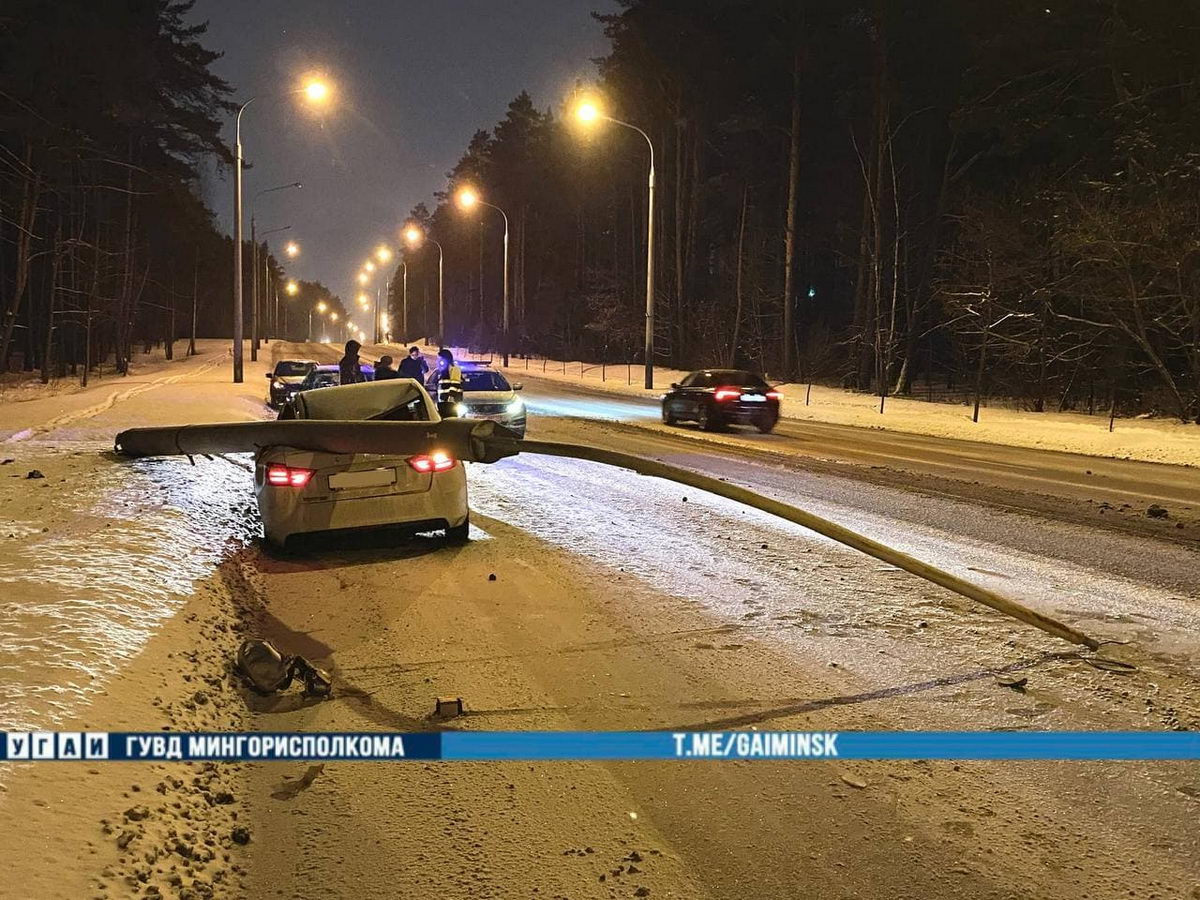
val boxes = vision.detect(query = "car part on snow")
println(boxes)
[434,697,464,718]
[236,639,332,698]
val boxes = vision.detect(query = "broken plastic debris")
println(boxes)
[434,697,464,718]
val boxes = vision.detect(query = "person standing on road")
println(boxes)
[374,355,399,380]
[338,340,365,385]
[398,346,428,382]
[431,347,463,416]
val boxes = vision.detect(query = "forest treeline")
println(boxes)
[397,0,1200,421]
[0,0,326,381]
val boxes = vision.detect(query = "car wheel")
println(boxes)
[697,403,720,432]
[445,517,470,544]
[662,403,676,425]
[755,413,778,434]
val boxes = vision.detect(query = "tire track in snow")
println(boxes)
[3,355,225,443]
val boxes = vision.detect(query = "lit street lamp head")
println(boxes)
[357,272,369,285]
[285,280,299,296]
[303,79,330,104]
[364,260,376,273]
[575,99,601,124]
[316,301,327,313]
[376,245,393,263]
[455,186,479,209]
[330,312,338,322]
[285,242,300,258]
[403,225,423,246]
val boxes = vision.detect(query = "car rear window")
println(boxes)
[462,370,510,391]
[274,361,312,377]
[689,370,766,388]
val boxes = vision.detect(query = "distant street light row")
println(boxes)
[375,97,651,384]
[230,77,654,386]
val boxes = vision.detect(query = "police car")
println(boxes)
[453,361,526,437]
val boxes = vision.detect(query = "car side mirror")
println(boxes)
[265,373,273,378]
[512,383,523,391]
[670,382,680,389]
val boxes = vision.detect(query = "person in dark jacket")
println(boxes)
[398,346,429,381]
[338,340,365,385]
[373,355,399,379]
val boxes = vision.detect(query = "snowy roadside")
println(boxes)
[0,339,231,405]
[398,347,1200,468]
[0,344,279,899]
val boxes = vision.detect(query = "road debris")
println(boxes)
[235,638,332,698]
[434,696,465,718]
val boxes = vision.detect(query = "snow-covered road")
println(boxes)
[0,340,1197,899]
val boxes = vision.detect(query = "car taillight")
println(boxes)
[266,464,315,487]
[713,387,742,402]
[407,452,457,473]
[766,390,781,400]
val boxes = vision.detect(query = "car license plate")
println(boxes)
[328,468,397,490]
[741,393,766,402]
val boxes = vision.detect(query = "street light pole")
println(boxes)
[604,118,656,389]
[475,200,510,365]
[433,239,444,345]
[231,80,326,382]
[401,261,408,340]
[576,106,657,388]
[232,99,255,383]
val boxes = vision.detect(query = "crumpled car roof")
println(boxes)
[287,378,435,421]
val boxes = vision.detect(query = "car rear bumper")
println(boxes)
[720,406,777,423]
[257,466,468,544]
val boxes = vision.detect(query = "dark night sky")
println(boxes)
[189,0,614,305]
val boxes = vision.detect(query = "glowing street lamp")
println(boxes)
[573,95,657,389]
[456,186,510,364]
[286,280,299,296]
[357,272,369,286]
[376,245,393,264]
[403,223,444,343]
[285,241,300,258]
[304,79,330,104]
[231,78,332,381]
[309,300,328,342]
[364,260,376,274]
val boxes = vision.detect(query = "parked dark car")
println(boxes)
[661,369,780,433]
[266,359,316,408]
[293,363,375,394]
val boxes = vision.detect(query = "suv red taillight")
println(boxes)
[713,386,742,402]
[407,452,457,473]
[265,464,315,487]
[766,390,781,400]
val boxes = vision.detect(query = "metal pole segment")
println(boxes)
[509,439,1101,650]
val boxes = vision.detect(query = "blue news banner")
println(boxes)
[3,731,1199,762]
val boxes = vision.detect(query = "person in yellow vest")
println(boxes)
[431,347,463,417]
